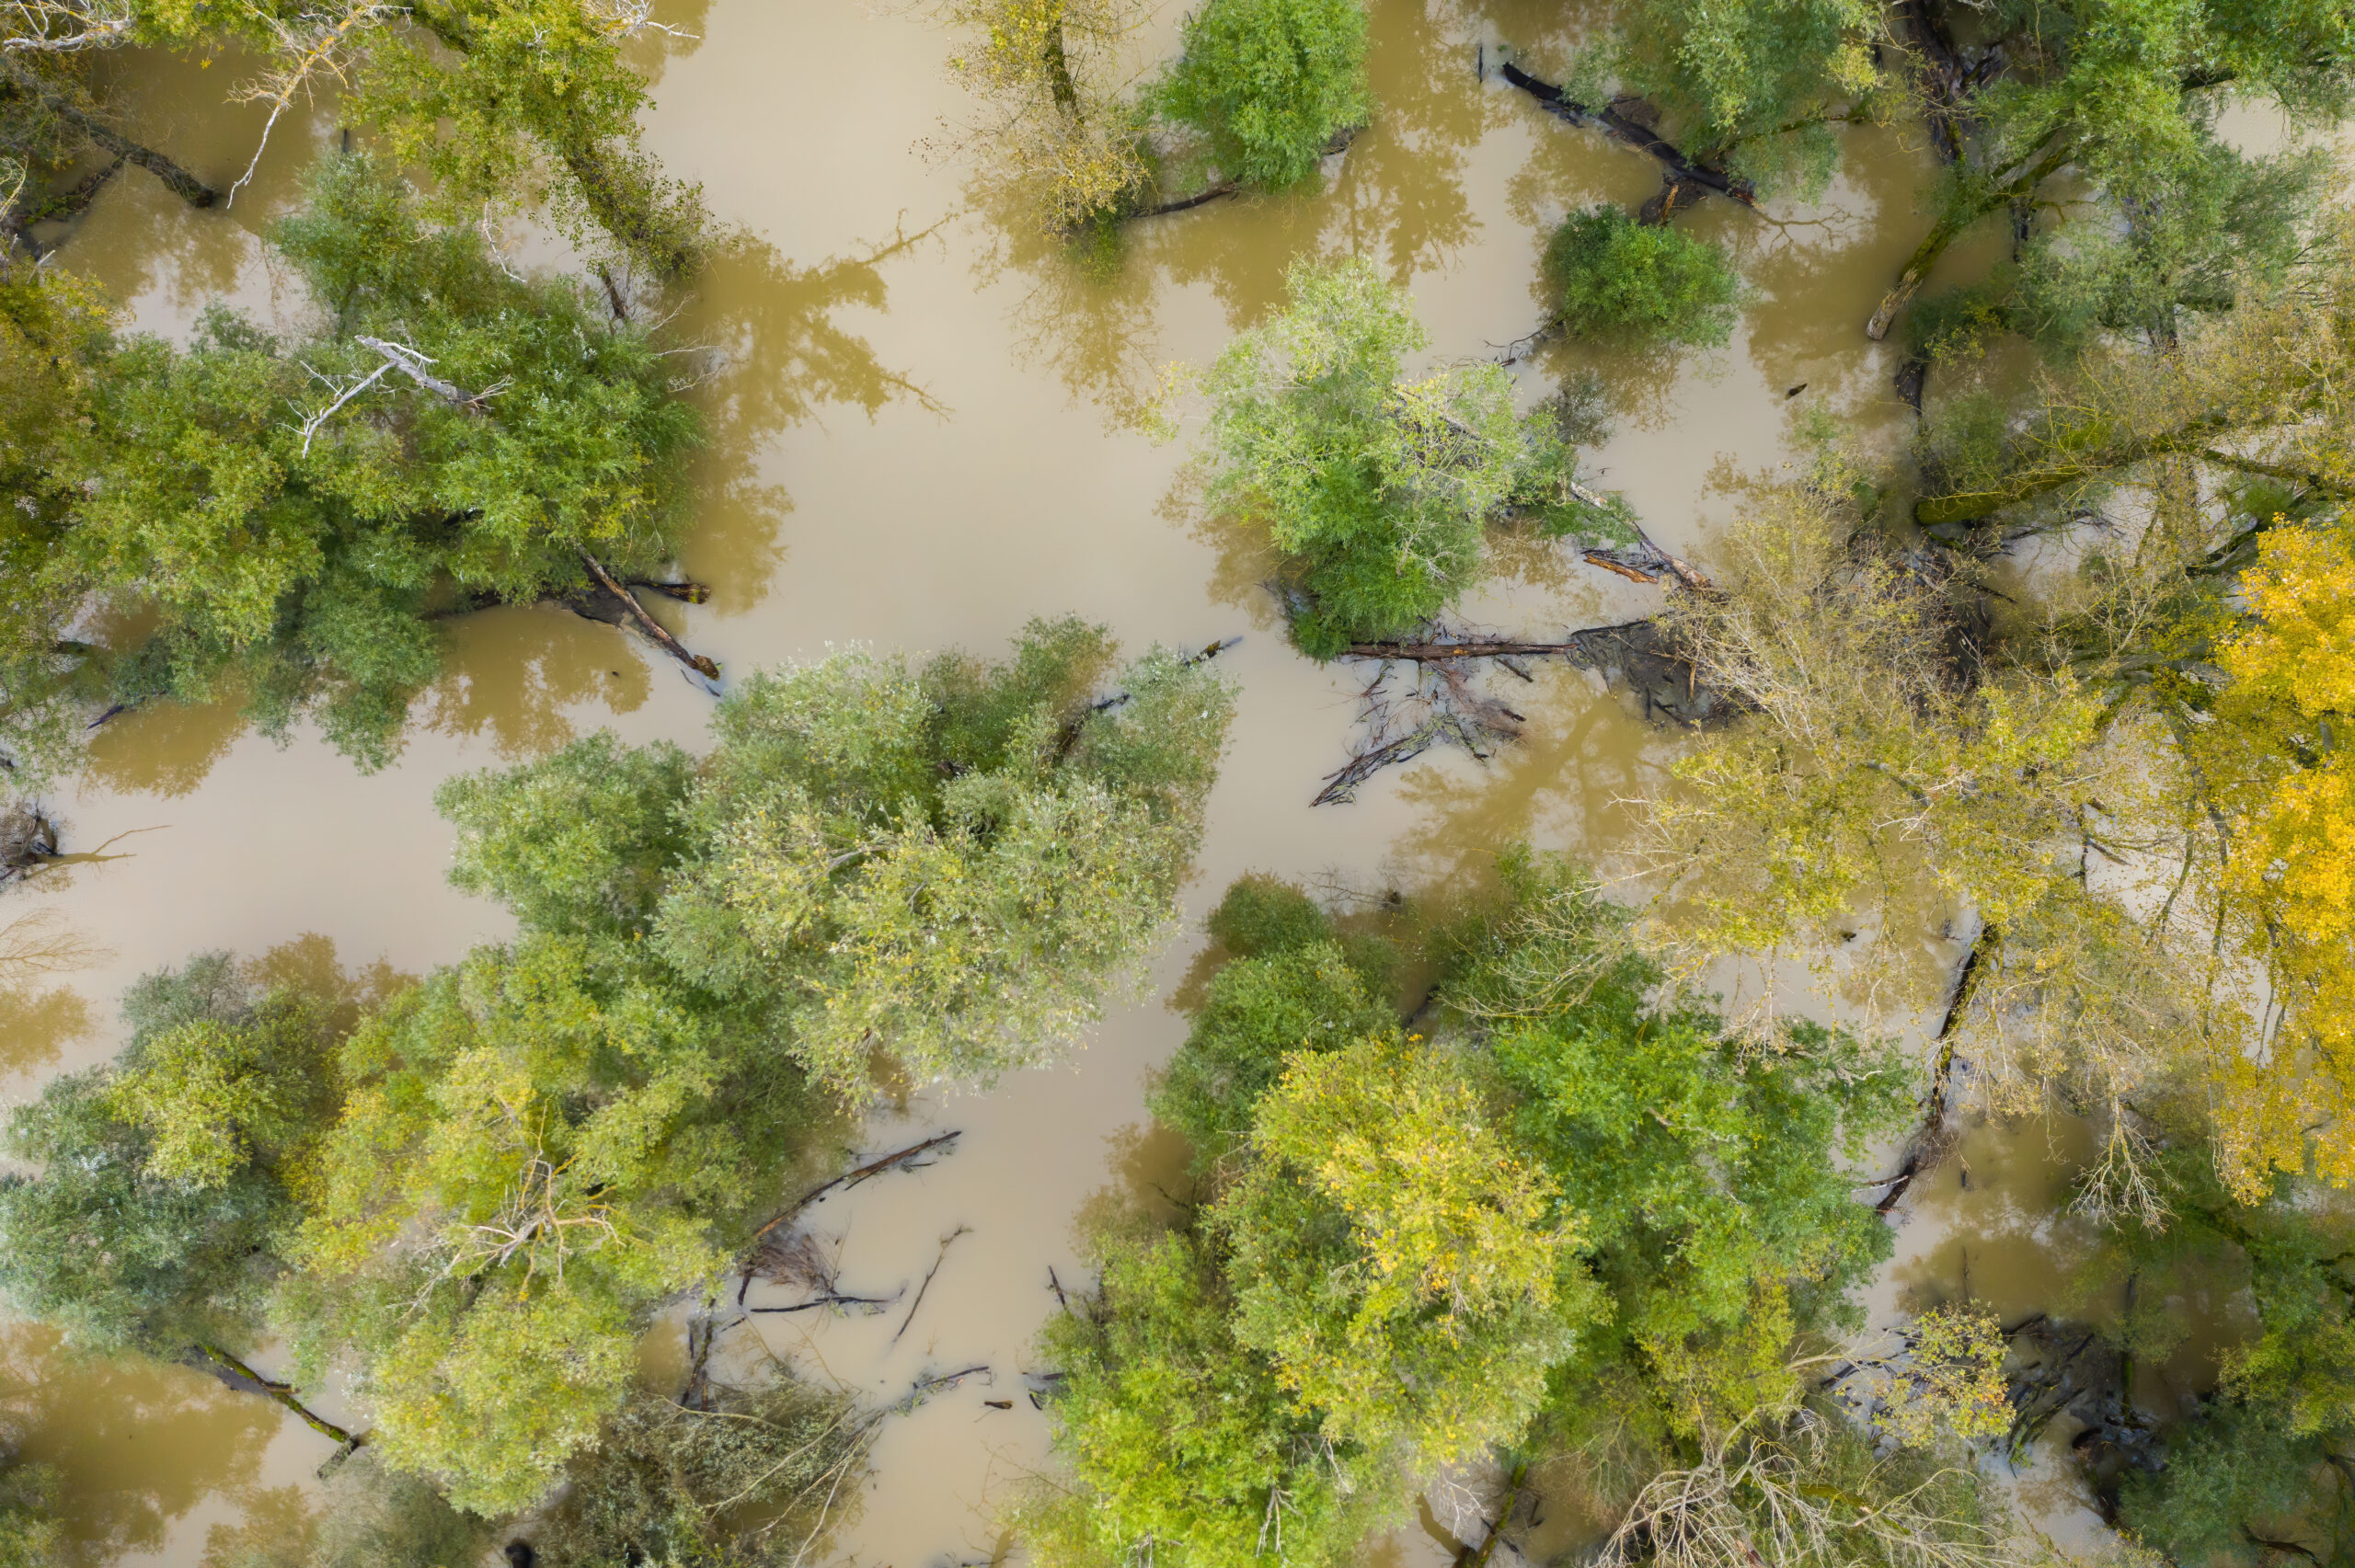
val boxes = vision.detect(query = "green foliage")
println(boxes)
[1913,142,2326,362]
[1152,0,1371,190]
[649,624,1234,1091]
[1544,206,1740,349]
[284,620,1230,1512]
[1017,1228,1390,1568]
[1218,1031,1590,1461]
[0,153,702,782]
[1150,877,1396,1169]
[281,933,794,1513]
[355,0,709,275]
[2120,1402,2351,1568]
[0,954,340,1355]
[1589,0,1878,161]
[436,733,697,939]
[1028,856,1908,1561]
[542,1381,872,1566]
[1449,852,1907,1445]
[2103,1161,2355,1565]
[0,1457,58,1568]
[1192,258,1626,657]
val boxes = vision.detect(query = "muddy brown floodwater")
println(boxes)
[0,0,2189,1561]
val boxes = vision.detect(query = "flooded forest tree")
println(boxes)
[940,0,1371,229]
[0,153,704,785]
[0,0,702,273]
[1178,257,1634,658]
[1017,856,2021,1568]
[0,622,1235,1522]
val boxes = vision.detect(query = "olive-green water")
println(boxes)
[0,0,2219,1560]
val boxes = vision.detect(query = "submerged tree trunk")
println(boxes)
[1872,927,1992,1212]
[1042,10,1079,114]
[1913,410,2270,527]
[1499,63,1755,209]
[578,551,721,681]
[188,1344,363,1451]
[1867,140,2072,340]
[0,65,215,207]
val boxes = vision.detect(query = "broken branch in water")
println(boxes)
[891,1363,994,1415]
[579,550,721,681]
[1870,927,1993,1213]
[679,1296,746,1412]
[751,1290,902,1317]
[1453,1459,1532,1568]
[188,1344,362,1453]
[891,1224,973,1345]
[1498,62,1755,210]
[751,1132,962,1246]
[1315,620,1735,805]
[738,1132,963,1305]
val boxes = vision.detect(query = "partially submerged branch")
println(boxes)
[0,59,215,206]
[1499,62,1755,211]
[187,1344,362,1452]
[578,551,720,681]
[1871,927,1992,1213]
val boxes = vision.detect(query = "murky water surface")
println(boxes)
[0,0,2183,1559]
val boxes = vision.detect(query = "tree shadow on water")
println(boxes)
[673,223,952,613]
[0,1323,283,1567]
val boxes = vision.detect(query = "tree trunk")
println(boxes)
[0,64,214,207]
[1499,63,1755,208]
[1913,411,2237,527]
[557,139,696,279]
[1042,12,1079,113]
[1873,929,1991,1212]
[1454,1459,1531,1568]
[188,1345,362,1449]
[1867,140,2072,340]
[578,550,720,681]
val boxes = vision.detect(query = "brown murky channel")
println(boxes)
[0,0,2188,1560]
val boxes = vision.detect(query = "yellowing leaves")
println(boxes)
[1253,1036,1570,1327]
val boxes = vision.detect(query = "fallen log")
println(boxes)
[750,1131,963,1247]
[1871,926,1993,1213]
[891,1225,972,1345]
[891,1363,994,1415]
[1454,1459,1532,1568]
[1317,619,1735,804]
[1499,62,1755,209]
[0,61,216,207]
[750,1291,900,1316]
[579,551,720,681]
[738,1131,964,1304]
[187,1344,362,1451]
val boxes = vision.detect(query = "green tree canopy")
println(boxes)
[281,619,1233,1512]
[1151,0,1371,192]
[1187,258,1629,657]
[1544,205,1740,349]
[1022,853,1913,1566]
[0,953,341,1356]
[0,152,702,784]
[0,0,703,273]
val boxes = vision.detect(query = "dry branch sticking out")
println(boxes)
[1315,621,1737,805]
